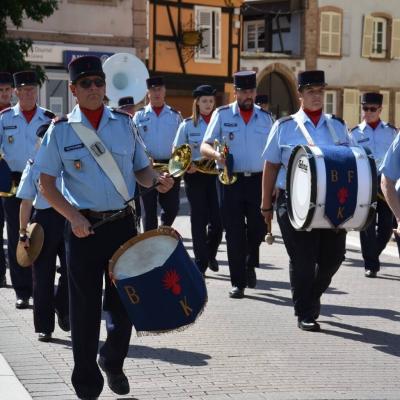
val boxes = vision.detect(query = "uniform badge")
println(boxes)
[73,160,82,170]
[229,132,235,141]
[7,135,14,144]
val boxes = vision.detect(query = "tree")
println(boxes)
[0,1,58,81]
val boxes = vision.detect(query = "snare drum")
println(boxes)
[286,145,377,230]
[109,226,207,335]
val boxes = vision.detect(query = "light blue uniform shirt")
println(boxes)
[262,109,350,189]
[0,104,54,172]
[35,105,150,212]
[380,133,400,182]
[203,102,273,172]
[16,160,63,210]
[173,116,209,160]
[133,104,182,160]
[350,120,397,172]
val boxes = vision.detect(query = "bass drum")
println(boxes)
[109,226,207,335]
[286,145,377,230]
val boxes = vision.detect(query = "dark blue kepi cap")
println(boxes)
[0,72,13,86]
[68,56,105,83]
[298,70,326,89]
[118,96,135,107]
[192,84,216,98]
[255,94,269,105]
[13,71,38,87]
[362,92,383,105]
[234,71,257,90]
[146,76,164,89]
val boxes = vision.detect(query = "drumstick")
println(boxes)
[265,221,274,245]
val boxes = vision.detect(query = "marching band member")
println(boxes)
[173,85,222,275]
[350,93,397,278]
[255,94,270,112]
[17,123,69,342]
[261,70,350,331]
[0,71,55,309]
[0,72,13,287]
[201,71,273,298]
[133,77,182,231]
[35,56,173,400]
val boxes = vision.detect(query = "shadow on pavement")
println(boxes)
[126,345,211,366]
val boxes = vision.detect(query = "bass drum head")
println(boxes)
[287,146,316,229]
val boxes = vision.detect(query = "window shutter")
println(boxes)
[343,89,360,128]
[395,92,400,127]
[331,13,342,55]
[214,11,220,59]
[380,90,390,122]
[320,12,331,54]
[391,19,400,59]
[197,9,212,57]
[362,15,373,57]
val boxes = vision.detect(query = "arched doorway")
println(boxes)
[257,71,296,119]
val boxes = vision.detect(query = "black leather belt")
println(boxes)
[236,172,262,177]
[80,207,133,221]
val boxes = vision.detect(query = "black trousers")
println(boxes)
[31,208,68,333]
[0,200,6,280]
[65,213,136,399]
[218,173,266,288]
[2,196,32,299]
[184,172,222,272]
[277,194,346,319]
[139,177,181,231]
[360,196,393,271]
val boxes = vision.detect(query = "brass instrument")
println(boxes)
[214,139,237,185]
[192,157,218,175]
[151,144,192,177]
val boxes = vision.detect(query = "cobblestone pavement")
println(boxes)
[0,203,399,400]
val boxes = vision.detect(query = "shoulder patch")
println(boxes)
[386,122,397,130]
[216,105,230,112]
[278,115,293,125]
[184,117,193,122]
[111,108,130,117]
[53,116,68,124]
[331,114,345,125]
[0,107,12,115]
[43,109,56,119]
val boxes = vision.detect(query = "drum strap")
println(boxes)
[70,123,134,209]
[293,114,340,145]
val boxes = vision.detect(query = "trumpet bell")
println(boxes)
[168,144,192,177]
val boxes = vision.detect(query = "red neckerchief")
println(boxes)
[239,107,253,125]
[368,119,381,130]
[303,108,323,127]
[81,105,104,130]
[201,113,212,124]
[152,105,164,117]
[22,106,37,124]
[0,104,11,112]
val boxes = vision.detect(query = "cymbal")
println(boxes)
[16,223,44,267]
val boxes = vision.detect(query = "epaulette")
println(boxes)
[43,109,56,119]
[331,114,345,125]
[0,107,12,115]
[111,108,130,117]
[350,125,359,132]
[216,105,230,112]
[386,122,397,130]
[169,107,180,115]
[53,116,68,124]
[259,108,272,116]
[28,158,34,166]
[278,115,293,124]
[184,117,193,122]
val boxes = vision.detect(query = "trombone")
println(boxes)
[214,139,237,185]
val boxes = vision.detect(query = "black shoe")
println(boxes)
[298,318,320,332]
[0,276,6,288]
[365,270,377,278]
[229,287,245,299]
[246,267,257,289]
[208,259,219,272]
[56,311,70,332]
[15,298,29,309]
[38,332,52,342]
[98,357,130,395]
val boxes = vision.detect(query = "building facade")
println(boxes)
[241,0,400,126]
[7,0,147,114]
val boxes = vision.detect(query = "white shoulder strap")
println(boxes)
[70,122,130,202]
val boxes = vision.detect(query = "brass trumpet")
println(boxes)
[214,139,237,185]
[192,157,218,175]
[151,144,192,177]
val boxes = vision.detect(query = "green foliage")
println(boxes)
[0,1,58,82]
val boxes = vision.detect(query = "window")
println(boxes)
[362,15,388,58]
[244,20,265,52]
[343,89,360,128]
[319,11,342,56]
[324,90,337,114]
[195,6,221,61]
[391,19,400,58]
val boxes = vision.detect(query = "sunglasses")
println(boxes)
[77,78,105,89]
[362,106,379,112]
